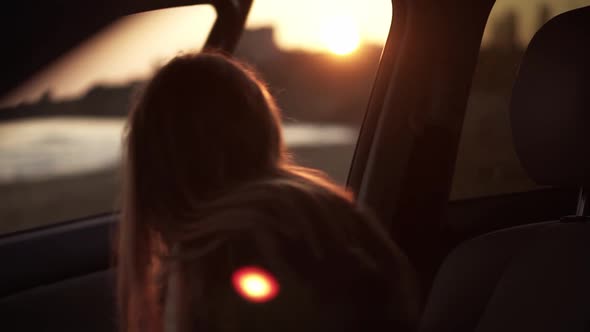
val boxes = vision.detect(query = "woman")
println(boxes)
[118,52,419,332]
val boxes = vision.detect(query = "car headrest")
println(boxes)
[510,6,590,187]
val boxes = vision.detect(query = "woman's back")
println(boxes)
[165,170,419,332]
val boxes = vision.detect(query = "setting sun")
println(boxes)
[320,15,361,56]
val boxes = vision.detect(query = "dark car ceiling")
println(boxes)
[0,0,213,100]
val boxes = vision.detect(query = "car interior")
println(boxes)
[0,0,588,331]
[421,9,590,332]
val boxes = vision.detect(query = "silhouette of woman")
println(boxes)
[117,52,419,332]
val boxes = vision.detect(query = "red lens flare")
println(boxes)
[232,266,280,303]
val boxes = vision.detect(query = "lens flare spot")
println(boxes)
[232,266,279,303]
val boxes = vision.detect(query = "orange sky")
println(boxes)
[2,0,589,106]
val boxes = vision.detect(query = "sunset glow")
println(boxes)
[320,15,361,55]
[1,0,392,106]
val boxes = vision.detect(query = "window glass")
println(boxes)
[451,0,590,200]
[0,1,392,234]
[0,5,216,234]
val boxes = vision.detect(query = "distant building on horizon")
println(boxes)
[235,27,281,62]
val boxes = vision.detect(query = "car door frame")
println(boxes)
[348,0,496,300]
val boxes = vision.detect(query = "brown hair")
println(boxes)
[118,52,418,332]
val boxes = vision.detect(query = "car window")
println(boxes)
[0,5,217,234]
[237,0,391,184]
[450,0,590,200]
[0,1,392,235]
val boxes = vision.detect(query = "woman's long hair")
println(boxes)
[118,52,418,332]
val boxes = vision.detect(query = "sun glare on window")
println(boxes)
[320,15,361,56]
